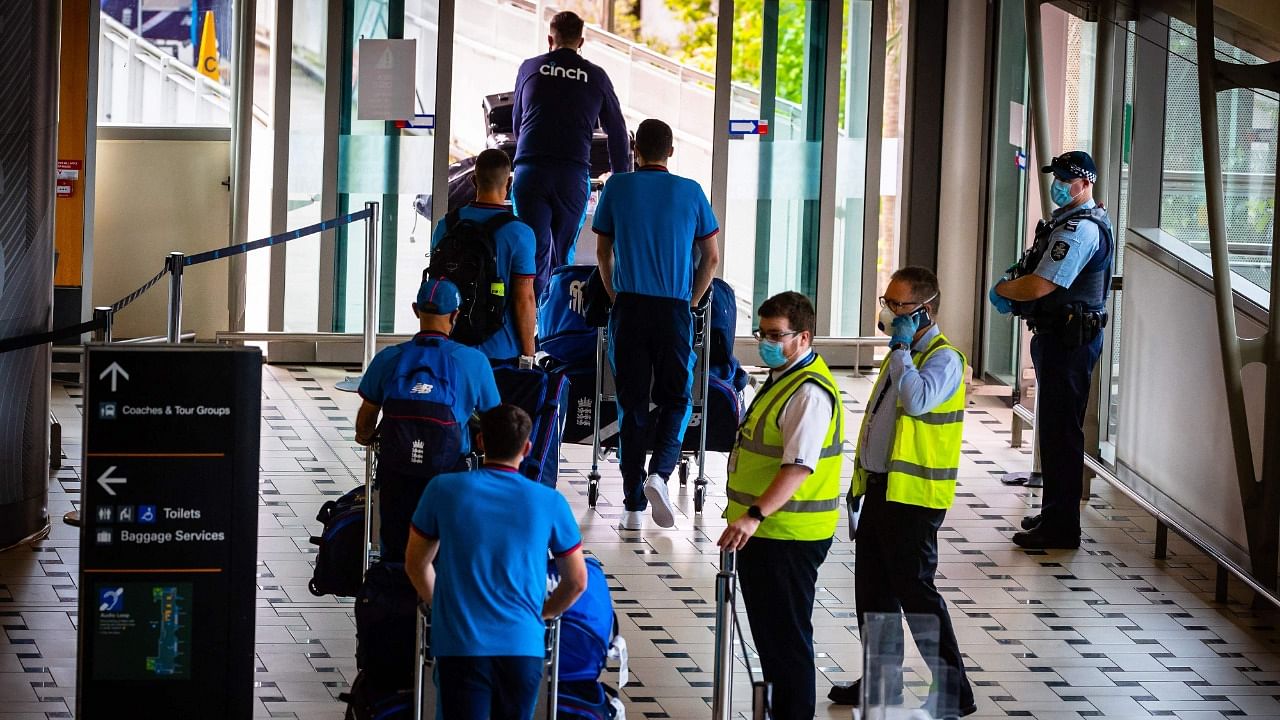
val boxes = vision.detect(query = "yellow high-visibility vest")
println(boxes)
[851,333,966,510]
[725,354,844,541]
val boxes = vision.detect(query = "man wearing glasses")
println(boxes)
[829,266,976,718]
[718,291,844,720]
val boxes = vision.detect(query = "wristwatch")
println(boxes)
[747,505,767,521]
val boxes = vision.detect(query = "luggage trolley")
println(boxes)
[413,607,563,719]
[586,293,714,513]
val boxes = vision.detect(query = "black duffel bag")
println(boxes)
[355,561,420,691]
[308,485,366,597]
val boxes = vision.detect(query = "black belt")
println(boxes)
[865,471,888,485]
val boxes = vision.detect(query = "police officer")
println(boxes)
[990,150,1113,550]
[511,11,631,296]
[718,291,843,720]
[829,267,975,719]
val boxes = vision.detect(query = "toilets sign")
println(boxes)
[77,345,261,719]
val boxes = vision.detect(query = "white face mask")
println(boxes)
[877,307,897,333]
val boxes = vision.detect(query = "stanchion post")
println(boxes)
[712,548,737,720]
[363,202,380,371]
[165,252,185,343]
[92,307,114,343]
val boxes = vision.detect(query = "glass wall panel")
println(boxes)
[979,0,1028,384]
[1162,18,1277,294]
[282,0,329,332]
[833,0,873,336]
[334,0,438,333]
[723,1,829,331]
[1098,23,1136,462]
[98,1,237,125]
[873,0,906,306]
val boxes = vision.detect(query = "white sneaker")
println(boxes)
[618,510,644,531]
[643,474,676,528]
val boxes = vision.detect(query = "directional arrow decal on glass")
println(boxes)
[99,362,130,392]
[96,466,127,496]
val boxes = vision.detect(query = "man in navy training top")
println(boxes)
[406,404,588,720]
[595,118,720,531]
[353,278,501,562]
[512,10,631,296]
[431,148,537,365]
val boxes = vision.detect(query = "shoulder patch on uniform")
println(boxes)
[1050,240,1071,261]
[1064,220,1080,231]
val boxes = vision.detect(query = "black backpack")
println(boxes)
[308,485,366,598]
[425,209,518,346]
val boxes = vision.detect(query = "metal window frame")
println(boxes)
[268,0,293,332]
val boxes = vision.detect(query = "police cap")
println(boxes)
[1041,150,1097,183]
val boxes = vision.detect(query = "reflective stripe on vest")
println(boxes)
[851,333,966,510]
[725,354,844,541]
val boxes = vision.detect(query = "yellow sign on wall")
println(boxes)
[198,11,219,82]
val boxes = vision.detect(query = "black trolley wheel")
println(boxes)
[679,459,689,486]
[694,483,706,514]
[587,473,600,507]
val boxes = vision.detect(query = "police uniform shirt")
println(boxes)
[766,350,836,473]
[858,325,964,473]
[591,166,718,302]
[1033,199,1102,288]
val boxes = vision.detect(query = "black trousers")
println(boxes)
[737,536,832,720]
[855,481,973,712]
[1030,330,1103,537]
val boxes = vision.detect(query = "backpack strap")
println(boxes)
[481,211,519,237]
[444,208,462,231]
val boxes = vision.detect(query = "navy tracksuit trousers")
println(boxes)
[607,293,694,511]
[512,160,591,297]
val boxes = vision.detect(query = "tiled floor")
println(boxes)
[7,364,1280,719]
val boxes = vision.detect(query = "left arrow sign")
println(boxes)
[97,466,127,496]
[99,362,130,392]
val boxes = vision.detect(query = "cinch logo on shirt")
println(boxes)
[410,382,434,395]
[540,62,587,82]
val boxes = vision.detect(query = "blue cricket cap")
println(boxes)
[416,277,461,314]
[1042,151,1097,182]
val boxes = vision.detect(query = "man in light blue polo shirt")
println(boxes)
[595,118,720,530]
[430,148,538,364]
[406,404,587,720]
[353,278,501,561]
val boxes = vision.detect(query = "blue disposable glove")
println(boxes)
[889,312,918,349]
[989,279,1014,315]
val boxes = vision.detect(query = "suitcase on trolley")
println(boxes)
[493,362,570,487]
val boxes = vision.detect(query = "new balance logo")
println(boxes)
[569,280,586,315]
[540,63,587,82]
[410,383,434,395]
[410,440,425,465]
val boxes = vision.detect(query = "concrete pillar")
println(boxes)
[0,2,60,547]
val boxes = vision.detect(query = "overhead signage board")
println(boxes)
[76,345,261,719]
[358,38,416,121]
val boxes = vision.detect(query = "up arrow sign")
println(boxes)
[96,465,127,496]
[99,362,129,392]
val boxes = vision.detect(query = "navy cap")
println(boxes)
[416,277,461,314]
[1042,151,1097,182]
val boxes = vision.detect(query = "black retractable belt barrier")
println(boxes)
[0,209,375,354]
